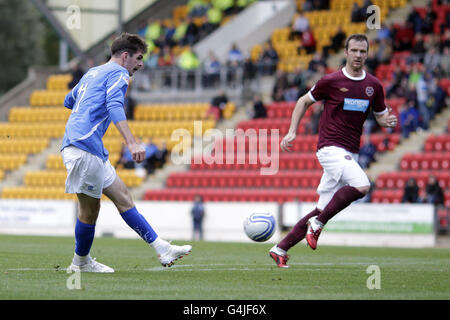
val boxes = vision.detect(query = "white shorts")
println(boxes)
[315,146,370,210]
[62,146,116,199]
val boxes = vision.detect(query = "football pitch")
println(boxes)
[0,234,449,300]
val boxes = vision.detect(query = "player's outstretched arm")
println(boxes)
[374,107,398,129]
[115,120,146,163]
[281,93,315,152]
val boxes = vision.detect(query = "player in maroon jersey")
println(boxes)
[269,34,398,268]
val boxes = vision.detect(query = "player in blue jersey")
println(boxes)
[63,33,191,272]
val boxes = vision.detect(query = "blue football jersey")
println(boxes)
[61,61,129,161]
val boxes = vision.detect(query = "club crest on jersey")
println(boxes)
[365,86,374,97]
[340,87,349,92]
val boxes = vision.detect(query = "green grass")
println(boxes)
[0,234,449,300]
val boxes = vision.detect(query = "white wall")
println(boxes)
[0,199,436,248]
[194,0,296,62]
[49,0,157,51]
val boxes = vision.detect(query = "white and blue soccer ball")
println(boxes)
[243,213,276,242]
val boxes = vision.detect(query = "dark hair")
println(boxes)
[111,32,148,57]
[344,34,369,51]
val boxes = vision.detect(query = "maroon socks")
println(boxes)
[278,208,320,251]
[277,186,365,252]
[316,186,365,225]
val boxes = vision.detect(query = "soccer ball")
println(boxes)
[243,213,276,242]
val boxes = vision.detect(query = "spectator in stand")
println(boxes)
[201,4,223,37]
[251,94,267,119]
[291,66,308,97]
[399,101,420,138]
[145,19,162,44]
[427,76,446,118]
[290,12,310,40]
[411,33,427,62]
[187,0,208,17]
[360,0,374,21]
[117,143,135,169]
[178,47,200,71]
[322,26,346,59]
[402,178,421,203]
[358,134,377,169]
[365,47,379,74]
[422,7,437,34]
[162,20,176,48]
[173,18,188,45]
[143,138,160,174]
[386,64,407,98]
[393,22,414,51]
[207,90,228,121]
[68,61,85,89]
[212,0,235,16]
[158,45,174,67]
[226,43,244,86]
[440,46,450,77]
[416,72,431,130]
[304,102,323,135]
[182,17,200,46]
[351,2,364,23]
[243,56,256,83]
[202,51,221,88]
[376,23,393,42]
[375,37,393,64]
[425,175,444,206]
[256,41,279,75]
[308,52,327,73]
[407,8,425,34]
[271,70,289,102]
[297,27,316,55]
[424,46,441,74]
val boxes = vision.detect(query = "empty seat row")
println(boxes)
[166,170,323,188]
[104,119,216,138]
[134,103,210,121]
[375,171,450,189]
[1,186,77,200]
[0,154,28,170]
[144,187,319,203]
[212,135,319,153]
[424,135,450,152]
[46,74,72,91]
[190,152,321,171]
[399,153,450,171]
[0,123,65,138]
[9,107,70,123]
[30,90,69,107]
[23,169,143,188]
[372,189,450,206]
[0,138,48,154]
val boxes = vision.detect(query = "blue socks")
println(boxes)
[120,207,158,244]
[74,218,96,257]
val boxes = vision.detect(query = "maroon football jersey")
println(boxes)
[308,68,387,154]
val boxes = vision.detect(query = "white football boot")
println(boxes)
[158,244,192,267]
[67,256,114,273]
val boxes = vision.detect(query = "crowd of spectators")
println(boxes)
[117,139,168,176]
[402,176,445,206]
